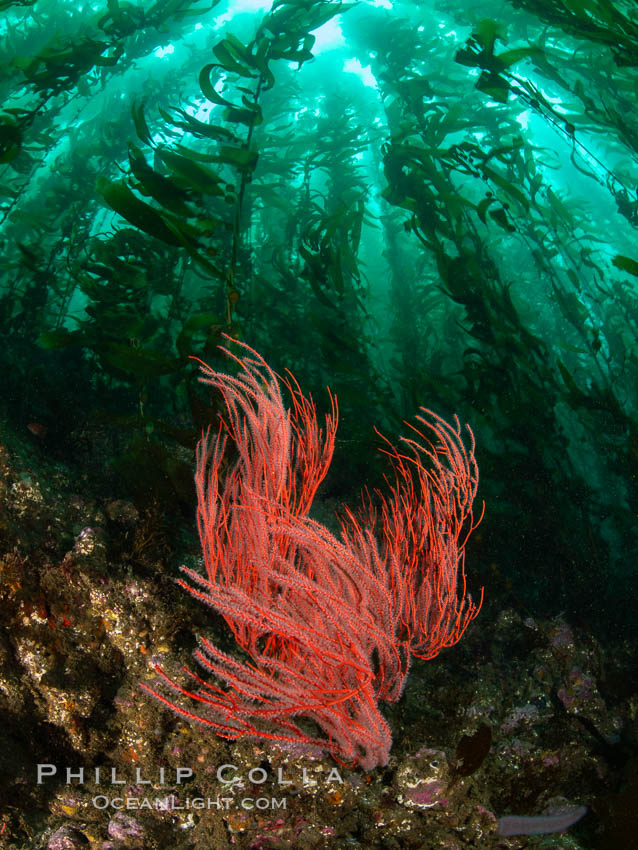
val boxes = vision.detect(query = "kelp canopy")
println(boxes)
[0,0,637,636]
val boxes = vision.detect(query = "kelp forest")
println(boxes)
[0,1,637,848]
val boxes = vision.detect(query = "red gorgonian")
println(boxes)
[141,338,483,770]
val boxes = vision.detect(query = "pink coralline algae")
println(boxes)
[396,748,452,810]
[557,666,596,713]
[141,338,483,770]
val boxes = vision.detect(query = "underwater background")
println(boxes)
[0,0,637,847]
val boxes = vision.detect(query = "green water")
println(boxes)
[1,0,637,630]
